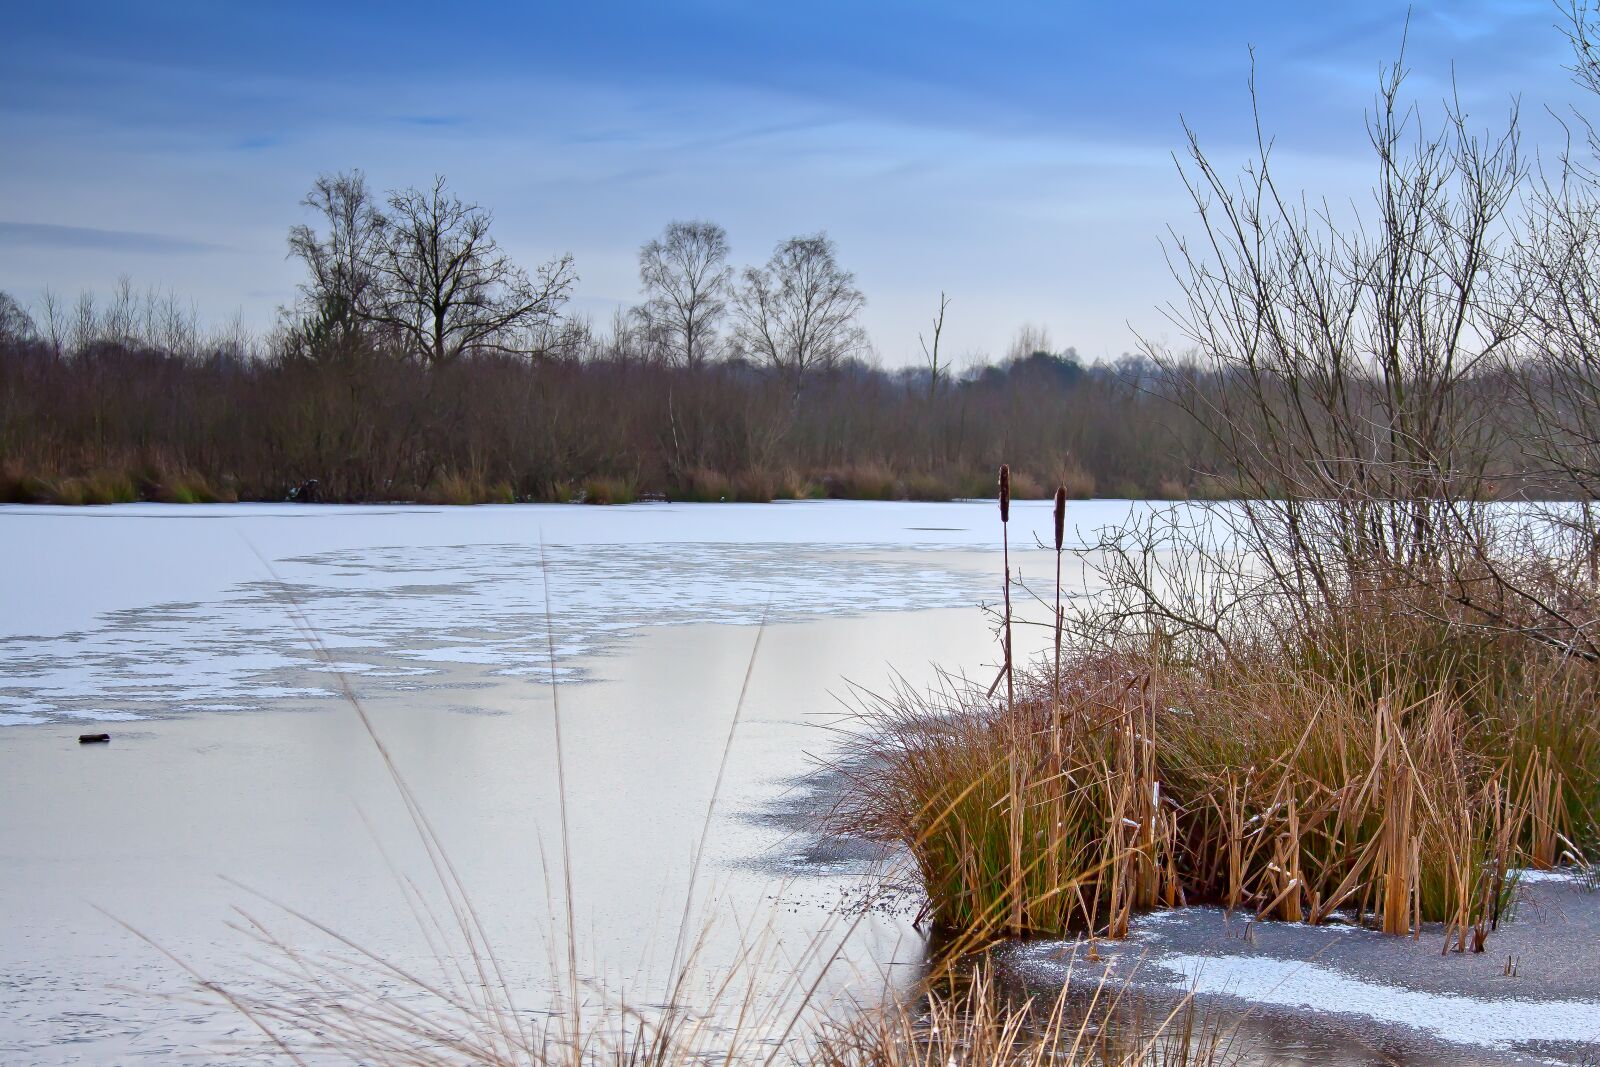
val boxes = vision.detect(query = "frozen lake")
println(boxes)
[0,499,1091,1064]
[2,500,1583,1066]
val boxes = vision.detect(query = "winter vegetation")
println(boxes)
[836,31,1600,972]
[14,5,1600,1066]
[0,193,1202,506]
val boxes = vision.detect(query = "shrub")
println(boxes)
[672,467,734,502]
[581,475,637,505]
[731,469,775,503]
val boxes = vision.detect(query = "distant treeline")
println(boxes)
[0,166,1567,505]
[0,305,1218,504]
[0,166,1240,504]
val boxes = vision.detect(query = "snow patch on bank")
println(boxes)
[1148,952,1600,1052]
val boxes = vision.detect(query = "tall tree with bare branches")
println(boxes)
[638,220,731,368]
[288,171,383,330]
[0,292,35,345]
[732,233,865,395]
[362,176,575,366]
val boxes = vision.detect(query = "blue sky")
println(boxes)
[0,1,1582,365]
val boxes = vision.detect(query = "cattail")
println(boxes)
[998,464,1011,522]
[1053,486,1067,551]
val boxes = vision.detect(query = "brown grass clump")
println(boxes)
[1054,461,1096,501]
[419,470,511,505]
[838,661,1184,944]
[1005,468,1045,501]
[839,645,1592,946]
[839,496,1600,947]
[824,463,900,501]
[1162,674,1530,944]
[732,468,778,502]
[579,475,638,505]
[673,466,735,501]
[901,472,960,501]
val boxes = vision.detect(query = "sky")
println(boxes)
[0,1,1587,367]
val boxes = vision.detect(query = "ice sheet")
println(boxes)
[0,502,1079,725]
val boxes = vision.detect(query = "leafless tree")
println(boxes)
[287,170,384,343]
[920,292,950,399]
[1506,3,1600,501]
[288,173,576,366]
[37,289,65,355]
[0,292,35,344]
[732,233,865,394]
[638,220,731,368]
[1007,323,1053,362]
[364,176,574,365]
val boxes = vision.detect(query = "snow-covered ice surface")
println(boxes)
[0,500,1127,727]
[2,501,1083,1065]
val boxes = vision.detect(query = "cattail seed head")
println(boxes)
[1054,486,1067,550]
[998,465,1011,523]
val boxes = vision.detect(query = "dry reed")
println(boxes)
[837,496,1600,948]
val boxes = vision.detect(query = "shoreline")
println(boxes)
[773,756,1600,1065]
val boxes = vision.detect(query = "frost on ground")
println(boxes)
[0,501,1073,726]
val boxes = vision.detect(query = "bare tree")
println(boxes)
[37,288,65,354]
[368,177,575,365]
[638,220,732,368]
[920,292,950,399]
[732,233,865,394]
[0,292,35,344]
[1507,3,1600,500]
[289,173,576,366]
[1007,323,1053,362]
[287,170,384,348]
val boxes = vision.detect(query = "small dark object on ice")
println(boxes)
[287,478,320,503]
[78,733,110,744]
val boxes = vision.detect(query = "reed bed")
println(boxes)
[839,627,1598,947]
[837,477,1600,949]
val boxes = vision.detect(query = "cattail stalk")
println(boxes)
[999,464,1021,934]
[1052,485,1066,754]
[1000,465,1013,710]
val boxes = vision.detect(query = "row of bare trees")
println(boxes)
[633,219,870,393]
[0,309,1200,504]
[283,174,868,396]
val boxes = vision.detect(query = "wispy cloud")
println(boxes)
[0,222,221,255]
